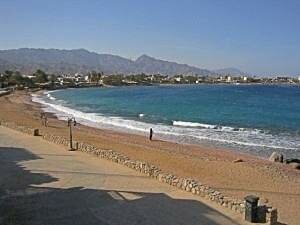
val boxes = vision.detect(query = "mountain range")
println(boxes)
[0,48,246,76]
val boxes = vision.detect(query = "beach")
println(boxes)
[0,90,299,225]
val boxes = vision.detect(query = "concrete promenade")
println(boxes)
[0,126,247,225]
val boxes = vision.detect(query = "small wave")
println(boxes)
[139,113,145,117]
[173,120,262,134]
[173,121,216,129]
[48,94,56,101]
[186,133,298,150]
[45,92,56,101]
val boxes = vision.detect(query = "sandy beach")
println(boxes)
[0,90,299,225]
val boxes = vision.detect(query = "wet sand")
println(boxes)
[0,90,299,225]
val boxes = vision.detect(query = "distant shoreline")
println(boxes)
[43,81,300,92]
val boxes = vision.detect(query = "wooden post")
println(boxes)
[69,122,73,150]
[68,117,76,151]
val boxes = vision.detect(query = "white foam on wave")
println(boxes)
[173,120,262,134]
[173,121,216,129]
[44,91,57,101]
[47,94,56,101]
[31,92,300,153]
[32,93,150,133]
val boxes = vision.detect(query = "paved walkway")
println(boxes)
[0,126,246,225]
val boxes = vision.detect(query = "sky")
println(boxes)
[0,0,300,76]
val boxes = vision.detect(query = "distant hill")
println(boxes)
[0,58,17,72]
[213,67,248,76]
[0,48,212,76]
[134,54,211,75]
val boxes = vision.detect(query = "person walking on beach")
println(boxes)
[44,116,48,127]
[40,112,45,126]
[40,112,48,127]
[149,128,153,141]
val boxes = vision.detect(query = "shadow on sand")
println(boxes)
[0,146,241,225]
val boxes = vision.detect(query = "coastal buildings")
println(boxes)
[56,73,86,86]
[1,68,300,89]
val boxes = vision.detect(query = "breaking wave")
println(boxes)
[173,121,262,134]
[173,121,216,129]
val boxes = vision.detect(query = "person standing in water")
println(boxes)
[149,128,153,141]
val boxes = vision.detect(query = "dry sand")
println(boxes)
[0,90,299,225]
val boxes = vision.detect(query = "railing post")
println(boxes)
[67,117,77,151]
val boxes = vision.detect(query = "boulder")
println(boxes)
[268,152,283,163]
[284,158,300,164]
[289,162,300,170]
[283,158,300,169]
[233,158,244,163]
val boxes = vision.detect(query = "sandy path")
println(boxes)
[0,91,299,224]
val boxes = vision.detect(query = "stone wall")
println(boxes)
[41,133,261,221]
[0,120,278,225]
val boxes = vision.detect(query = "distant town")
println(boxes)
[0,69,300,91]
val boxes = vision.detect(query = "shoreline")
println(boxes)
[33,89,254,160]
[0,91,299,224]
[35,86,299,159]
[33,89,256,158]
[5,89,300,167]
[29,89,300,164]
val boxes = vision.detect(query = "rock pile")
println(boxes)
[269,151,300,170]
[284,158,300,170]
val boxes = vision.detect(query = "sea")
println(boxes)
[32,84,300,159]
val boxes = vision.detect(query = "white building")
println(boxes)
[22,74,36,79]
[74,73,85,82]
[57,77,64,85]
[174,77,182,82]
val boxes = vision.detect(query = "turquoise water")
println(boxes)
[34,85,300,158]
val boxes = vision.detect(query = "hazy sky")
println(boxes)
[1,0,300,75]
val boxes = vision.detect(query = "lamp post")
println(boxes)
[67,117,77,150]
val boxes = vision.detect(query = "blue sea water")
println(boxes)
[32,85,300,158]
